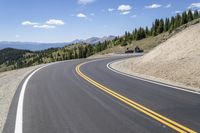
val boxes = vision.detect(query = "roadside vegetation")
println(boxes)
[0,9,200,72]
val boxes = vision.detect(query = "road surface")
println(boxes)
[3,56,200,133]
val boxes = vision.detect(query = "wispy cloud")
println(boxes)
[118,4,132,15]
[21,21,38,26]
[118,5,132,12]
[175,11,181,14]
[46,19,65,25]
[131,15,137,18]
[188,3,200,9]
[108,8,115,12]
[78,0,95,5]
[165,4,171,8]
[22,19,64,29]
[121,11,130,15]
[77,13,87,18]
[145,4,162,9]
[33,24,55,29]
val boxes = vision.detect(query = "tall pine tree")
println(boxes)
[187,9,194,22]
[181,11,188,25]
[194,10,199,19]
[164,18,170,32]
[157,19,164,34]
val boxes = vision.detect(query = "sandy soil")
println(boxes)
[0,64,44,132]
[111,23,200,91]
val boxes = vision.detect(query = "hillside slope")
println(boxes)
[0,48,33,64]
[111,23,200,90]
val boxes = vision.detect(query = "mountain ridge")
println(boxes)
[0,36,116,51]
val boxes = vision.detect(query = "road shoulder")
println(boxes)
[0,64,44,132]
[108,59,200,94]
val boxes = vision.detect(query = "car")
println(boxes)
[125,50,134,53]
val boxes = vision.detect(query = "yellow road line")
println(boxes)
[76,62,196,133]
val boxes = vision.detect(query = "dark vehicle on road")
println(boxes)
[135,46,144,53]
[125,48,134,53]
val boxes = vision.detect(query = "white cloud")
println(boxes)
[22,19,64,29]
[121,11,130,15]
[78,0,95,5]
[118,4,132,12]
[46,19,65,25]
[175,11,181,14]
[131,15,137,18]
[33,24,55,29]
[108,8,115,12]
[21,21,38,26]
[188,3,200,9]
[145,4,162,9]
[77,13,87,18]
[165,4,171,8]
[118,4,132,15]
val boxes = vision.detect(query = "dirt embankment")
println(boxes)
[0,64,44,132]
[111,23,200,91]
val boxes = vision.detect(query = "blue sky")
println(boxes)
[0,0,200,43]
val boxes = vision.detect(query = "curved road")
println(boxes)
[3,56,200,133]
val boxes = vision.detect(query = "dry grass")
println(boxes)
[92,32,169,57]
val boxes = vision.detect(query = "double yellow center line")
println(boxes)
[76,62,196,133]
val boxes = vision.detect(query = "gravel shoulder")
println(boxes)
[110,59,200,92]
[0,64,44,132]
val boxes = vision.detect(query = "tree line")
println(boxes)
[124,9,200,41]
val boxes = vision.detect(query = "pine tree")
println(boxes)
[145,26,150,36]
[181,11,188,25]
[87,44,94,56]
[68,49,73,59]
[95,42,102,52]
[169,16,175,32]
[74,47,78,59]
[194,10,199,19]
[187,9,194,22]
[151,19,160,36]
[83,46,88,58]
[125,31,128,38]
[78,45,84,58]
[151,23,156,36]
[174,14,181,28]
[157,19,164,34]
[164,18,170,32]
[133,28,138,39]
[135,27,146,40]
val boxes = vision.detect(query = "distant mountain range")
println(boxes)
[78,36,116,44]
[0,42,67,51]
[70,36,116,45]
[0,36,116,51]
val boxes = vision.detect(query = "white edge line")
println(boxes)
[14,61,65,133]
[107,60,200,95]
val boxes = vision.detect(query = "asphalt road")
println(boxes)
[3,56,200,133]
